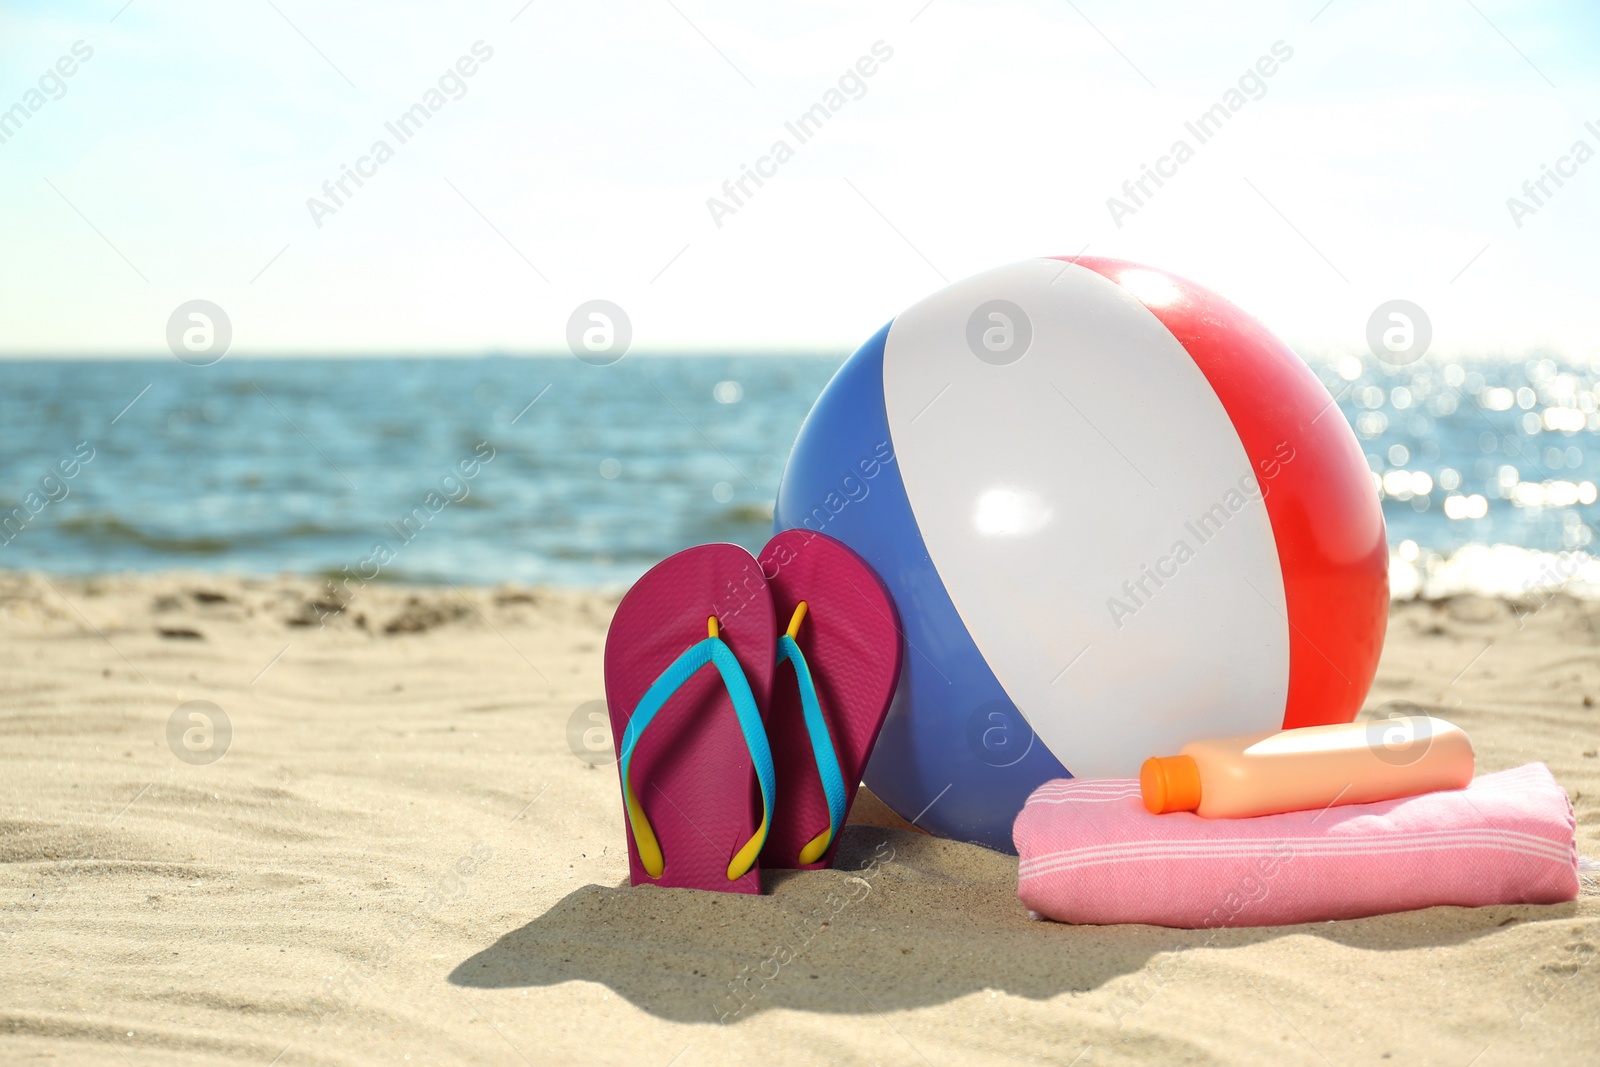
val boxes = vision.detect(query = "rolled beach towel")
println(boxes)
[1013,763,1578,928]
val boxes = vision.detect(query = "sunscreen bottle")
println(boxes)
[1141,716,1474,818]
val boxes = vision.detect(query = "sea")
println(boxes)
[3,353,1599,598]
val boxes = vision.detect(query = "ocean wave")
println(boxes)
[1389,543,1600,600]
[56,514,359,555]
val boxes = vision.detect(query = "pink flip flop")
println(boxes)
[604,544,777,893]
[757,530,903,869]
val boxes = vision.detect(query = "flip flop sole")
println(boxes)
[604,543,776,892]
[759,529,903,869]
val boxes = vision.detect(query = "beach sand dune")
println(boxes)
[2,572,1596,1065]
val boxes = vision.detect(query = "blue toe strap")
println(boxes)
[778,632,848,862]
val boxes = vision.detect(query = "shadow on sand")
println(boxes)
[448,826,1564,1023]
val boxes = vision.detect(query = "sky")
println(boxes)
[1,0,1598,357]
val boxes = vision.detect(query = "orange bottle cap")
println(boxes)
[1141,755,1201,814]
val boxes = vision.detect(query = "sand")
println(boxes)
[1,570,1596,1066]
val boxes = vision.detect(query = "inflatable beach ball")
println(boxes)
[775,257,1388,852]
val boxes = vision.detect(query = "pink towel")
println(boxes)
[1014,763,1578,928]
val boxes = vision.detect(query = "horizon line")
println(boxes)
[0,349,855,361]
[0,347,1592,365]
